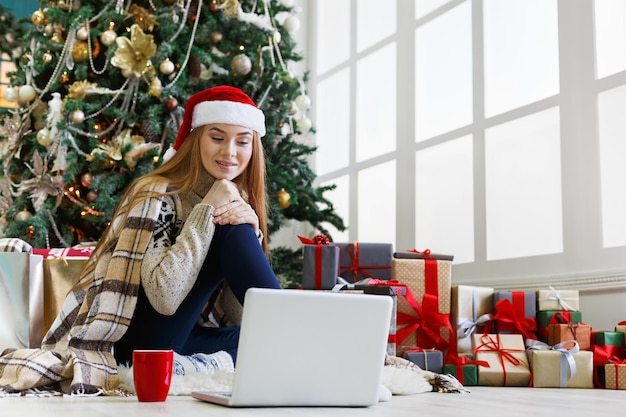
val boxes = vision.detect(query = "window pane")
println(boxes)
[597,86,626,247]
[316,0,351,73]
[485,107,563,260]
[315,69,351,175]
[594,0,626,78]
[357,0,396,52]
[321,176,350,243]
[416,0,452,20]
[415,1,472,141]
[483,0,559,117]
[415,136,474,263]
[358,161,396,243]
[356,43,397,162]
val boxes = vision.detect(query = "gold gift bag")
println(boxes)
[42,258,86,336]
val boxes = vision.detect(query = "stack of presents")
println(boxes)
[299,236,626,389]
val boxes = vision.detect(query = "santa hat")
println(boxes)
[163,86,265,161]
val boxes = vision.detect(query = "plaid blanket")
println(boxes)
[0,182,165,395]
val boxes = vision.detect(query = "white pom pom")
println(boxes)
[163,147,176,162]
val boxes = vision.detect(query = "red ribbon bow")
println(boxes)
[489,298,537,341]
[396,291,454,360]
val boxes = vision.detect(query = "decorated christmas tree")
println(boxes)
[0,0,344,287]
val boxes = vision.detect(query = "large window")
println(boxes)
[310,0,626,290]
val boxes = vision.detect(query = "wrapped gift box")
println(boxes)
[605,360,626,390]
[451,285,493,354]
[548,323,592,351]
[391,251,454,357]
[536,288,579,311]
[402,349,443,374]
[472,333,531,386]
[528,349,593,388]
[594,331,626,349]
[392,250,453,314]
[536,310,582,342]
[490,292,537,341]
[616,321,626,335]
[443,363,479,386]
[336,242,392,283]
[301,243,339,290]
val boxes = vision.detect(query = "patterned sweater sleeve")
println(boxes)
[140,195,216,315]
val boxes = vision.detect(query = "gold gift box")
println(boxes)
[472,333,531,387]
[529,350,593,388]
[605,363,626,390]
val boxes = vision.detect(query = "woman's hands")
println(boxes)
[203,179,260,234]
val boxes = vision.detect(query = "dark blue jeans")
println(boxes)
[114,224,281,365]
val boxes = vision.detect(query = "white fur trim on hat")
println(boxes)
[192,100,266,137]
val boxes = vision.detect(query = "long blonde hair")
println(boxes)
[75,125,269,287]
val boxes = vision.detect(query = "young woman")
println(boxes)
[0,86,281,395]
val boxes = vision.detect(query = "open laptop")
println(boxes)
[192,287,392,407]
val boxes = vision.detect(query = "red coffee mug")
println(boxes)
[133,349,174,402]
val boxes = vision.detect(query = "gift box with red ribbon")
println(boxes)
[299,235,339,290]
[490,291,537,340]
[591,331,626,388]
[472,333,531,386]
[451,285,494,355]
[390,250,454,358]
[526,340,593,388]
[536,310,583,343]
[335,242,393,283]
[442,357,485,386]
[548,323,592,351]
[605,357,626,390]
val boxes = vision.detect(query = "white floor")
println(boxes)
[1,387,624,417]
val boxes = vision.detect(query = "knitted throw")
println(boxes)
[0,183,165,395]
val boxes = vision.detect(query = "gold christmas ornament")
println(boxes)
[42,51,53,64]
[15,208,33,222]
[100,29,117,47]
[51,31,65,44]
[18,85,36,102]
[159,58,175,75]
[60,72,70,84]
[277,188,291,209]
[37,128,52,146]
[77,26,89,41]
[70,109,86,124]
[26,225,36,239]
[71,40,90,62]
[111,24,157,78]
[231,53,252,76]
[31,9,48,27]
[148,77,162,99]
